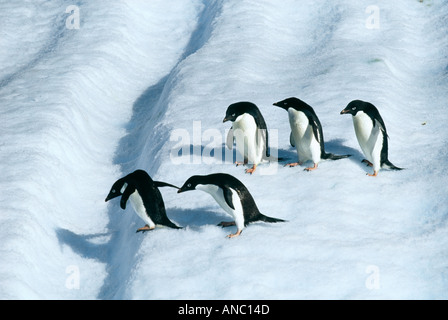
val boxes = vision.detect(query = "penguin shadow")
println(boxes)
[178,143,299,166]
[175,141,366,174]
[167,207,229,230]
[324,139,369,171]
[56,200,158,299]
[276,148,298,165]
[325,139,362,158]
[277,139,365,169]
[56,228,110,263]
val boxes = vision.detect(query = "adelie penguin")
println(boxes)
[340,100,403,177]
[273,97,350,171]
[223,102,270,174]
[177,173,285,238]
[105,170,181,232]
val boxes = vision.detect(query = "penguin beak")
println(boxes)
[273,102,285,110]
[223,117,229,123]
[105,192,119,202]
[177,185,192,193]
[340,109,349,115]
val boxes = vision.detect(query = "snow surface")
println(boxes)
[0,0,447,300]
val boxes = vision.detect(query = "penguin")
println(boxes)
[177,173,284,238]
[223,102,269,174]
[340,100,403,177]
[105,170,181,232]
[273,97,350,171]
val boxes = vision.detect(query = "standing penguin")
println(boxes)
[273,97,350,171]
[105,170,181,232]
[223,102,269,174]
[177,173,284,238]
[340,100,402,176]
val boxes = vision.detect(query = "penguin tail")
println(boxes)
[164,221,183,229]
[322,153,351,161]
[259,214,286,224]
[383,160,403,171]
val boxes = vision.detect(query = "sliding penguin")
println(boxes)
[105,170,181,232]
[177,173,284,238]
[223,102,269,174]
[274,97,350,171]
[340,100,403,177]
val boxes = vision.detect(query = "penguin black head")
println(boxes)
[223,101,257,123]
[273,97,312,111]
[177,175,202,193]
[340,100,372,116]
[105,178,126,202]
[273,97,296,110]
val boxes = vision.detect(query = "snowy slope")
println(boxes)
[0,0,447,300]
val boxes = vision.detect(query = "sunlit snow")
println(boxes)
[0,0,447,299]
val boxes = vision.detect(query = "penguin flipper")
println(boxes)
[289,131,295,147]
[256,127,270,158]
[154,181,180,189]
[226,127,234,150]
[311,120,321,144]
[222,187,235,210]
[120,185,136,210]
[374,116,388,134]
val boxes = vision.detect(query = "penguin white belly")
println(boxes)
[196,184,245,231]
[129,191,156,229]
[232,114,263,165]
[288,108,321,163]
[352,112,383,170]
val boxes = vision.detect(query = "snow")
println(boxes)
[0,0,447,300]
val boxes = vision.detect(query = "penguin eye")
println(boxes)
[232,113,236,117]
[352,107,356,111]
[112,189,116,193]
[187,183,192,188]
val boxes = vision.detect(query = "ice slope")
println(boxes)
[0,0,447,300]
[0,0,204,299]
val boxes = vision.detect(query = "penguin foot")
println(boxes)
[284,162,301,167]
[136,225,155,233]
[235,161,248,167]
[245,165,257,174]
[304,163,318,171]
[367,171,378,177]
[218,221,236,228]
[362,159,373,167]
[227,230,243,238]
